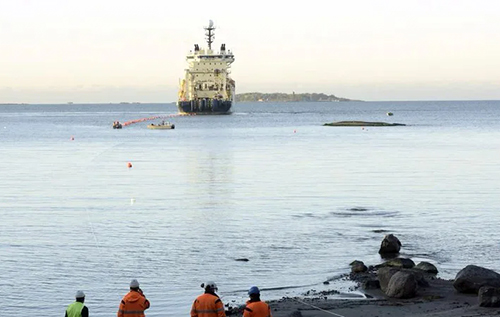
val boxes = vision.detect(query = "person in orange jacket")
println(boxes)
[243,286,272,317]
[117,279,150,317]
[191,281,226,317]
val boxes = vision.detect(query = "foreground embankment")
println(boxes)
[228,234,500,317]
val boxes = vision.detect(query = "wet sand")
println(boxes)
[264,278,500,317]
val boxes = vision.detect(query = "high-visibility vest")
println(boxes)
[191,293,226,317]
[243,301,272,317]
[117,290,150,317]
[66,301,84,317]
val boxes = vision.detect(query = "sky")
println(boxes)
[1,0,499,103]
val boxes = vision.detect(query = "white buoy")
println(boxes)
[130,198,136,205]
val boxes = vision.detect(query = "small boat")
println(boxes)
[147,122,175,130]
[113,121,122,129]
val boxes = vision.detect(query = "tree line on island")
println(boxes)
[236,92,358,102]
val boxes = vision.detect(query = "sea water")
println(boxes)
[0,101,499,316]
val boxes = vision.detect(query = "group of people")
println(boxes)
[65,279,271,317]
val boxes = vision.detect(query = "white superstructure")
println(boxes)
[177,20,235,114]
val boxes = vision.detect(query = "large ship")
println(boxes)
[177,20,235,114]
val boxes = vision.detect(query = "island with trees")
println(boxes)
[235,92,358,102]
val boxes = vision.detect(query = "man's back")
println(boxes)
[65,301,89,317]
[191,293,226,317]
[118,290,150,317]
[244,300,271,317]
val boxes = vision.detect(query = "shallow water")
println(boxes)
[0,101,499,316]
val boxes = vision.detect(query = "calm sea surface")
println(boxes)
[1,101,499,316]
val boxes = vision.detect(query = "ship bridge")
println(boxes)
[177,20,235,114]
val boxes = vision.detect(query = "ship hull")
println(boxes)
[177,99,232,114]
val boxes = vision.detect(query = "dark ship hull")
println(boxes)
[177,99,232,114]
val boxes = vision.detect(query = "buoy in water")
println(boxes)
[293,130,296,133]
[127,162,133,168]
[70,136,74,140]
[387,112,394,116]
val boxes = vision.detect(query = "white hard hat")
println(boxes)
[202,281,218,291]
[75,290,85,298]
[130,279,140,288]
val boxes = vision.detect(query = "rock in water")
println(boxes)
[378,234,402,254]
[378,258,415,269]
[453,265,500,294]
[350,260,368,273]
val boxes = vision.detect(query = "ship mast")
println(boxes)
[205,20,215,50]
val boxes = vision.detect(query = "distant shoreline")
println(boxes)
[236,92,360,102]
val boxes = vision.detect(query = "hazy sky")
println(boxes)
[1,0,499,103]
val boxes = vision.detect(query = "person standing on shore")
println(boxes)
[65,290,88,317]
[191,281,226,317]
[117,279,150,317]
[243,286,271,317]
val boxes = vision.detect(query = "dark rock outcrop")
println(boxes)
[363,279,381,289]
[415,261,438,274]
[350,260,368,273]
[378,234,402,254]
[453,265,500,294]
[377,258,415,269]
[385,271,418,299]
[478,286,500,307]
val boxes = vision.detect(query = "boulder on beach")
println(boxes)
[378,234,402,254]
[378,267,402,293]
[385,271,418,299]
[415,261,438,274]
[478,286,500,307]
[378,267,429,294]
[453,265,500,294]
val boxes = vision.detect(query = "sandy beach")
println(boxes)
[226,271,500,317]
[261,278,499,317]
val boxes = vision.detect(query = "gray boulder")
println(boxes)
[378,267,429,294]
[478,286,500,307]
[453,265,500,294]
[385,271,418,299]
[415,261,438,274]
[378,234,401,254]
[377,267,401,293]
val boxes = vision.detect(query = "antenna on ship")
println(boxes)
[205,20,215,50]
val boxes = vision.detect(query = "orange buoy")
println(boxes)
[127,162,133,168]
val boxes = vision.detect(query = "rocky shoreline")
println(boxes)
[227,234,500,316]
